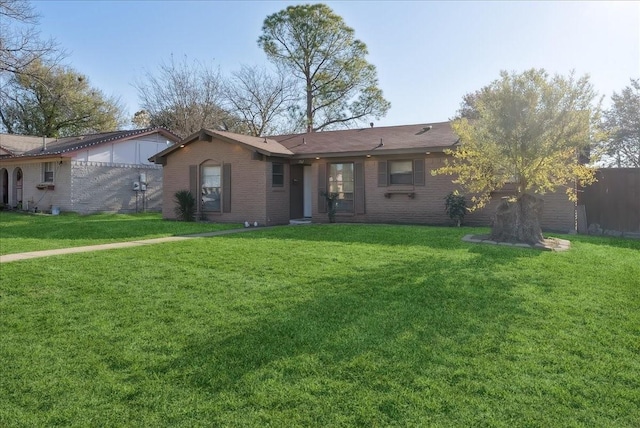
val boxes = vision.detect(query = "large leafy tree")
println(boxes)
[434,69,600,244]
[602,79,640,167]
[258,3,390,132]
[134,56,244,138]
[0,59,125,137]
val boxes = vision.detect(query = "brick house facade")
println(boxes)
[151,123,576,232]
[0,128,179,214]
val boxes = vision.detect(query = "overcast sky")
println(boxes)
[33,0,640,128]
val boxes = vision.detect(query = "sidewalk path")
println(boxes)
[0,227,267,263]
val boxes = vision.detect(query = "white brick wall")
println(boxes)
[70,162,164,214]
[0,159,71,212]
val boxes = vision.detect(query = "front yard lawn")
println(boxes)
[0,211,239,255]
[0,223,638,426]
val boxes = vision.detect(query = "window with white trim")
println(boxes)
[43,162,54,183]
[201,165,221,211]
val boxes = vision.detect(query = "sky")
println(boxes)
[32,0,640,128]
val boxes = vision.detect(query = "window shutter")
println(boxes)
[355,161,365,214]
[413,159,425,186]
[378,161,388,187]
[222,163,231,213]
[317,163,327,213]
[189,165,198,199]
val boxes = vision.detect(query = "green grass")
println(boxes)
[1,222,639,426]
[0,211,240,255]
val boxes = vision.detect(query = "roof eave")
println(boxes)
[292,144,458,159]
[149,129,294,164]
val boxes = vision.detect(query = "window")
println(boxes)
[272,163,284,187]
[328,163,354,212]
[389,160,413,185]
[201,165,221,211]
[43,162,54,182]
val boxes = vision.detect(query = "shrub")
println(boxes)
[174,190,196,222]
[321,191,339,223]
[445,191,467,227]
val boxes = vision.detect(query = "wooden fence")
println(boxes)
[579,168,640,234]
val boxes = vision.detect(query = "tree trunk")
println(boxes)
[306,78,313,133]
[490,193,544,245]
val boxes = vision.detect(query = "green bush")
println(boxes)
[321,191,339,223]
[445,191,467,227]
[174,190,196,222]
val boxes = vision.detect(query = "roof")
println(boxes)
[211,129,294,156]
[0,134,56,156]
[150,128,294,165]
[150,122,459,164]
[271,122,459,157]
[0,128,180,160]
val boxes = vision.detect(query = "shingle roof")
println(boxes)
[150,128,294,164]
[151,122,459,165]
[208,129,294,156]
[0,134,56,156]
[271,122,458,157]
[1,128,180,159]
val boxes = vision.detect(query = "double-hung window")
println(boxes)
[328,163,354,212]
[272,163,284,187]
[379,159,425,188]
[43,162,54,183]
[389,160,413,185]
[201,165,221,211]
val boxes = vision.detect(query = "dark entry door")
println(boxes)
[290,164,304,219]
[1,169,7,204]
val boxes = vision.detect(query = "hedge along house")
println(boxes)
[0,128,180,213]
[150,122,576,232]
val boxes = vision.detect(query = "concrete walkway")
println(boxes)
[0,227,267,263]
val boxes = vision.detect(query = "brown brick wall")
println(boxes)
[161,138,271,224]
[464,191,575,232]
[160,145,576,232]
[310,154,576,233]
[265,159,291,225]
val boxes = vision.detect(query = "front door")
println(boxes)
[0,169,8,205]
[13,167,22,207]
[303,165,312,217]
[290,164,304,219]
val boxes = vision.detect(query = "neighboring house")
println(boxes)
[0,128,180,213]
[150,122,575,232]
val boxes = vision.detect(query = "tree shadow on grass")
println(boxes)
[558,233,640,250]
[155,251,533,424]
[218,224,493,251]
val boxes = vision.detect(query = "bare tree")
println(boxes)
[134,56,242,138]
[0,0,62,78]
[222,65,298,136]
